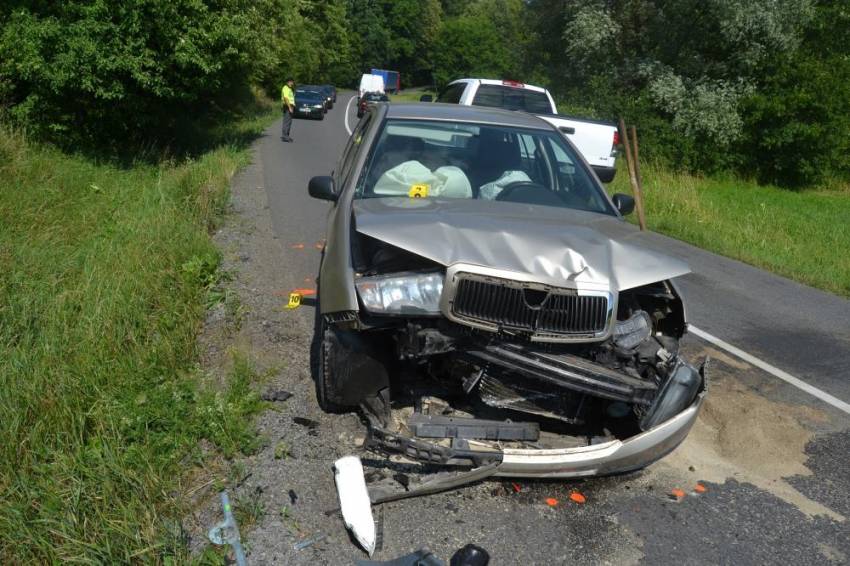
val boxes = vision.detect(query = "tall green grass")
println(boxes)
[0,108,273,561]
[608,163,850,297]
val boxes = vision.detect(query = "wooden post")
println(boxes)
[619,118,647,231]
[629,125,643,189]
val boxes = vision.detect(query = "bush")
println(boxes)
[0,1,258,150]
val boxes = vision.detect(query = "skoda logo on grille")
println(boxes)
[522,288,550,310]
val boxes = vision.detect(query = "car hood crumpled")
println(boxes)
[352,198,689,291]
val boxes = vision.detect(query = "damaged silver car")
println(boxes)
[308,103,706,478]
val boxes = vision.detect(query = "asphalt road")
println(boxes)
[232,93,850,564]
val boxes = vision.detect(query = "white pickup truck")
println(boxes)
[430,78,619,182]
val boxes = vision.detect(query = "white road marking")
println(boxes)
[344,94,356,136]
[690,325,850,415]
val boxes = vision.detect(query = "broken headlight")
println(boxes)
[356,272,444,315]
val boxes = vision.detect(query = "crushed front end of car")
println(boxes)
[316,199,707,478]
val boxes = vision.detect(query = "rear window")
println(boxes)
[472,85,552,114]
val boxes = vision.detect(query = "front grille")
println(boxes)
[450,275,609,337]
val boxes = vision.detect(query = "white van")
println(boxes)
[359,74,385,97]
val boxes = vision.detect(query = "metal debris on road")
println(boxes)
[207,491,248,566]
[293,533,327,551]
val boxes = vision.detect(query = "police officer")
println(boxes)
[281,78,295,142]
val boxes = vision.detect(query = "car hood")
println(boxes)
[352,198,689,291]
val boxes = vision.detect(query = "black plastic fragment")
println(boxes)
[292,417,320,429]
[261,389,294,402]
[408,413,539,442]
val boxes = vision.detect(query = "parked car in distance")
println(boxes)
[301,84,333,110]
[357,91,389,118]
[434,78,619,182]
[293,88,326,120]
[307,103,706,479]
[370,68,400,93]
[359,73,385,97]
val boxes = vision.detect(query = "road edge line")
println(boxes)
[344,94,355,136]
[689,325,850,415]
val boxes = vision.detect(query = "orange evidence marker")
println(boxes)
[291,288,316,296]
[569,492,587,504]
[670,488,686,501]
[545,498,559,507]
[694,484,707,494]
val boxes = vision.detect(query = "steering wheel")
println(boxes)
[494,181,565,207]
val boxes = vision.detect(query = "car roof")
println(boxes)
[385,102,553,130]
[450,78,549,94]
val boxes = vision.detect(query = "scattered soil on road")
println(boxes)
[662,368,843,521]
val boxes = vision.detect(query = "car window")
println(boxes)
[438,83,466,104]
[354,119,614,215]
[471,85,552,114]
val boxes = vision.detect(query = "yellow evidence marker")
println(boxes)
[286,292,302,309]
[408,184,429,198]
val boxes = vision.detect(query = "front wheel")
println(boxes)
[313,315,347,412]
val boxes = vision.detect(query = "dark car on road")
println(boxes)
[321,84,337,104]
[357,91,389,118]
[294,88,326,119]
[307,103,706,479]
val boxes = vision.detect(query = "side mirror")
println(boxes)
[612,193,635,216]
[309,176,337,201]
[419,94,433,102]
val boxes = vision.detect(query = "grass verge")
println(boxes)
[0,99,276,562]
[390,88,435,103]
[608,163,850,297]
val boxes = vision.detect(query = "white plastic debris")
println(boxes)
[333,455,376,555]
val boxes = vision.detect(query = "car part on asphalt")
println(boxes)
[407,412,539,441]
[354,544,491,566]
[334,456,377,555]
[293,533,328,551]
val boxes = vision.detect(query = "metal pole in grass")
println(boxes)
[619,118,647,231]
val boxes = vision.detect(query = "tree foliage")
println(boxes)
[1,0,847,185]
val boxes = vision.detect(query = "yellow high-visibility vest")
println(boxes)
[282,84,294,106]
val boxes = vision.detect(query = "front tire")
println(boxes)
[312,312,347,412]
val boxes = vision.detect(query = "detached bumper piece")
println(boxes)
[462,343,658,405]
[363,359,707,478]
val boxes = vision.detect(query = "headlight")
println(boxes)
[313,104,323,108]
[356,272,444,315]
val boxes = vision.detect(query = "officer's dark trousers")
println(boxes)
[282,109,293,139]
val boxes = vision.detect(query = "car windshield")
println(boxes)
[296,90,322,100]
[355,119,614,215]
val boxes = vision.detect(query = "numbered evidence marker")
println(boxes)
[408,184,429,198]
[286,292,302,309]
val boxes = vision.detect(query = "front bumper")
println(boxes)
[496,390,705,477]
[364,375,706,478]
[295,107,323,118]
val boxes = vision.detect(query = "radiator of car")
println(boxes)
[447,273,612,341]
